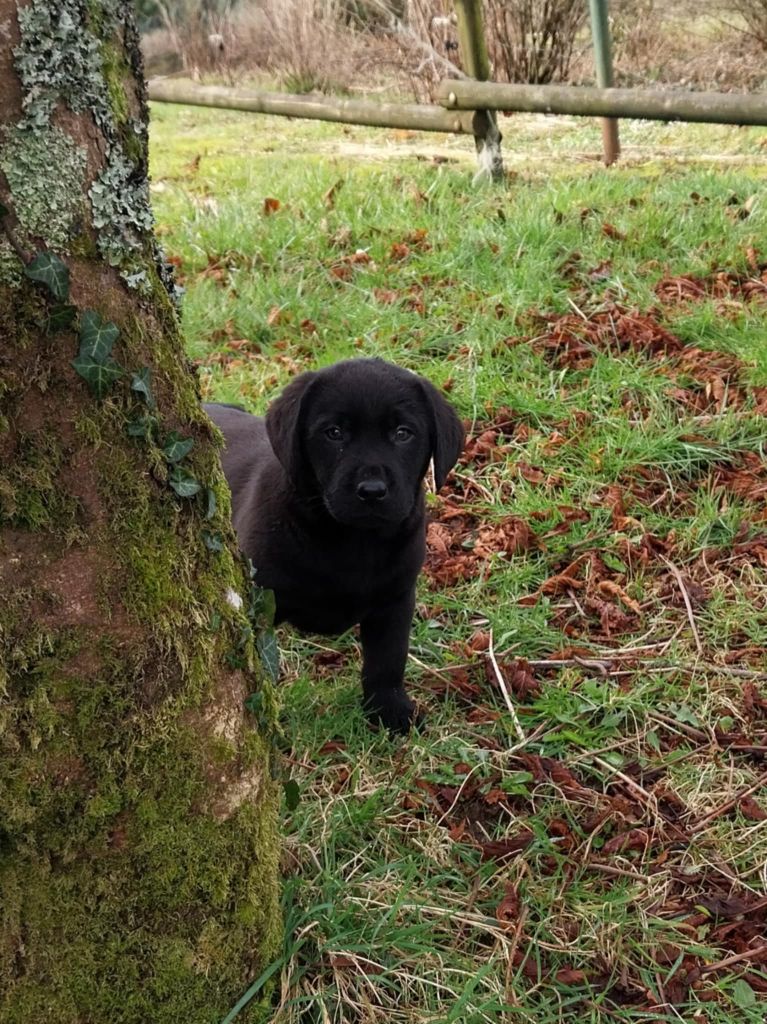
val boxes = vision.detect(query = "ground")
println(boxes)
[149,104,767,1023]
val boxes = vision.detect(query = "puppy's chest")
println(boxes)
[269,530,421,634]
[288,531,414,595]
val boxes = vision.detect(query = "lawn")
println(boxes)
[149,102,767,1023]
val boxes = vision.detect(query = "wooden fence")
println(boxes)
[147,0,767,178]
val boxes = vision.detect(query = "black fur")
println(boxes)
[205,358,464,733]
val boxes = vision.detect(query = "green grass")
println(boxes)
[150,104,767,1023]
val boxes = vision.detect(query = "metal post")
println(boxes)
[588,0,620,165]
[453,0,503,181]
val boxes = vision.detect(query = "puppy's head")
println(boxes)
[266,358,464,529]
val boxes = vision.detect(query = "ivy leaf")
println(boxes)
[249,585,276,627]
[163,432,195,463]
[284,779,300,811]
[205,487,217,519]
[79,310,119,361]
[261,588,276,626]
[46,304,77,334]
[168,466,201,497]
[202,529,223,552]
[257,628,280,682]
[25,252,70,301]
[126,414,157,438]
[245,691,263,715]
[71,353,124,399]
[131,367,156,409]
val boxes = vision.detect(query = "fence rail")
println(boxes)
[147,80,476,135]
[437,80,767,126]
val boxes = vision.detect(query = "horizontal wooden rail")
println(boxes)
[148,80,476,135]
[437,79,767,126]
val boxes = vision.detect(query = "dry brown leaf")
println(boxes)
[602,221,626,241]
[739,795,767,821]
[323,179,344,208]
[495,884,521,927]
[478,831,534,862]
[597,579,642,615]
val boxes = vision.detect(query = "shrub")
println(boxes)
[484,0,588,83]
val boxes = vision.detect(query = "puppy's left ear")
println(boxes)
[265,370,318,483]
[418,378,465,490]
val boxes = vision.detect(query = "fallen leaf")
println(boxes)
[495,883,520,927]
[555,968,587,985]
[602,222,626,241]
[740,795,767,821]
[478,831,534,861]
[597,579,642,615]
[323,179,344,208]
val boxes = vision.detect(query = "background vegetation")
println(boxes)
[139,0,767,98]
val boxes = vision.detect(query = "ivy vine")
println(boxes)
[6,237,220,545]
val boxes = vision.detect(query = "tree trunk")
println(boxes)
[0,3,281,1022]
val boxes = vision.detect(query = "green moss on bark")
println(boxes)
[1,439,282,1020]
[1,627,281,1024]
[0,427,82,534]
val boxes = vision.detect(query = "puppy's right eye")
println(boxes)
[325,425,343,441]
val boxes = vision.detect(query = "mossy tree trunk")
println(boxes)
[0,3,281,1021]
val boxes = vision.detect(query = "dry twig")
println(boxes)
[691,768,767,835]
[660,555,704,655]
[488,629,526,743]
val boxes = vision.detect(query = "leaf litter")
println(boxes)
[402,257,767,1012]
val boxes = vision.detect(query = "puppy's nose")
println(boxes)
[357,479,388,502]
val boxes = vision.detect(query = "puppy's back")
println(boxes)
[204,404,287,556]
[205,404,271,487]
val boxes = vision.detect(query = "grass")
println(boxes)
[149,104,767,1023]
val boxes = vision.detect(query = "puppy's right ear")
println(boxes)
[418,377,465,490]
[265,370,318,483]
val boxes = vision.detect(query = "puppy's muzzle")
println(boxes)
[357,478,388,502]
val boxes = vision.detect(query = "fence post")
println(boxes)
[589,0,620,165]
[453,0,504,181]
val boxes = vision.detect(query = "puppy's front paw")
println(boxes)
[363,688,423,735]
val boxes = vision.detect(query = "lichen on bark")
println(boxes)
[0,124,86,250]
[4,0,164,293]
[0,2,282,1021]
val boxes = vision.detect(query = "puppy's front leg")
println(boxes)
[359,592,419,735]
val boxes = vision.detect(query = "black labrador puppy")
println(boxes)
[205,358,464,733]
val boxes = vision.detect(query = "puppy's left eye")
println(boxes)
[325,425,344,441]
[393,426,414,443]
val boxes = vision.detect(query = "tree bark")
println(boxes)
[0,3,281,1022]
